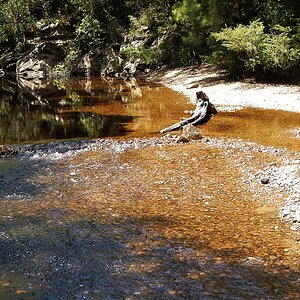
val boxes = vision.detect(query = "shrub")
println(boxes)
[212,21,300,77]
[52,46,80,77]
[0,0,37,49]
[74,16,105,52]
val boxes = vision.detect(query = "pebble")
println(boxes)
[260,177,270,184]
[1,135,299,231]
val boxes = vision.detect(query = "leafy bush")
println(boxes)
[74,16,105,52]
[53,15,105,77]
[212,21,300,76]
[52,45,80,77]
[0,0,37,49]
[121,44,162,66]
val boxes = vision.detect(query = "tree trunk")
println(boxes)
[160,91,217,134]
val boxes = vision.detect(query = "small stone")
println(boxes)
[182,124,203,140]
[176,136,190,143]
[241,256,264,266]
[261,177,270,184]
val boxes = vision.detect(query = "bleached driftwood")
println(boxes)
[160,91,217,133]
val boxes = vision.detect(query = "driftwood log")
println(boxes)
[160,91,217,133]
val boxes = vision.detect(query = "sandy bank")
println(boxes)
[148,64,300,113]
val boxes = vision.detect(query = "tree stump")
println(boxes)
[160,91,217,133]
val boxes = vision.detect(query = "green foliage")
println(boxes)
[172,0,219,29]
[254,0,298,27]
[120,1,174,66]
[52,46,80,77]
[121,45,162,66]
[169,0,299,68]
[212,21,300,76]
[70,0,128,41]
[170,0,237,64]
[0,0,299,76]
[0,0,38,48]
[261,25,300,71]
[74,16,105,51]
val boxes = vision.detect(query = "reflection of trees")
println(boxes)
[0,93,133,142]
[54,76,145,105]
[79,113,134,137]
[100,77,143,102]
[0,91,67,143]
[0,77,141,144]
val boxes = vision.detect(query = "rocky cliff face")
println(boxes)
[0,19,148,81]
[1,42,141,80]
[16,41,66,78]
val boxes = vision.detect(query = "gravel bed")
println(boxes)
[204,137,300,230]
[0,137,177,160]
[1,134,299,230]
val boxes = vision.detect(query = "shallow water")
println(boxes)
[203,108,300,151]
[1,142,299,298]
[0,77,191,144]
[1,76,299,151]
[0,77,300,298]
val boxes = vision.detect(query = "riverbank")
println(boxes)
[148,65,300,230]
[148,64,300,113]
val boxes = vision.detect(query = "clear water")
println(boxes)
[0,76,300,298]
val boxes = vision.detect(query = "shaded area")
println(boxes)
[149,65,231,88]
[0,203,300,299]
[0,209,126,299]
[0,158,47,198]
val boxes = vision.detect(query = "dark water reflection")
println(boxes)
[0,77,162,144]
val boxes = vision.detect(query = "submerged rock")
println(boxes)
[177,124,203,143]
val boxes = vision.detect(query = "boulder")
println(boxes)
[16,41,66,79]
[0,51,20,75]
[71,52,103,76]
[176,124,203,143]
[17,57,49,79]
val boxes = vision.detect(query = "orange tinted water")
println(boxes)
[0,77,299,298]
[203,108,300,151]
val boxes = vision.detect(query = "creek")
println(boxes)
[0,76,299,298]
